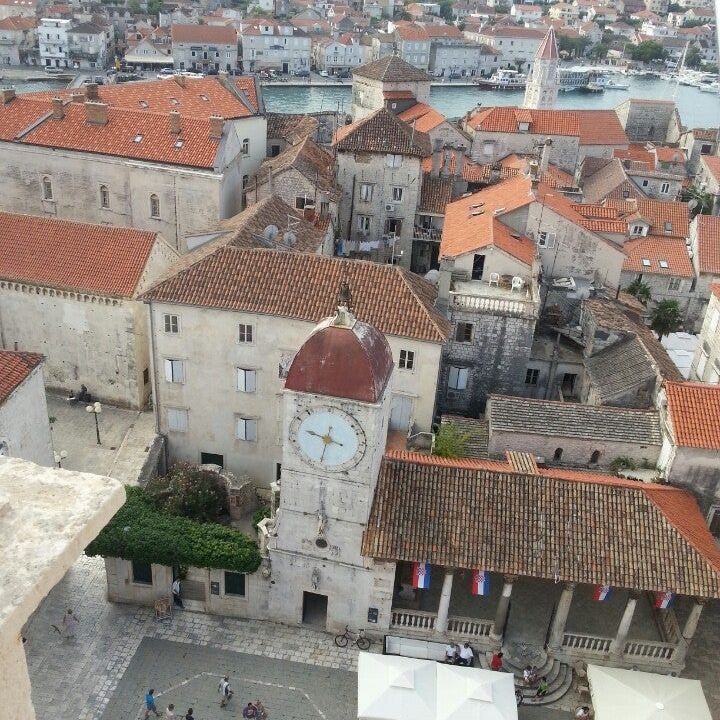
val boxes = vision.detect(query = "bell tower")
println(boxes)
[523,28,560,110]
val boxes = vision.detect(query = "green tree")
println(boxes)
[667,2,683,11]
[650,300,683,339]
[558,35,591,58]
[438,0,454,21]
[146,0,162,14]
[394,9,411,19]
[128,0,141,12]
[626,278,652,305]
[630,40,667,62]
[682,185,715,217]
[433,422,471,459]
[685,44,702,68]
[589,43,609,60]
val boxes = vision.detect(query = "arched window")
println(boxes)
[42,176,53,200]
[150,194,160,218]
[99,185,110,209]
[553,447,563,462]
[242,137,249,155]
[590,450,601,464]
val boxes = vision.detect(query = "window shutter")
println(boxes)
[449,366,459,388]
[236,417,246,440]
[164,359,173,382]
[458,368,469,390]
[246,370,256,393]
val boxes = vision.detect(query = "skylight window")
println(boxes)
[174,139,184,149]
[642,258,651,267]
[133,134,143,143]
[170,98,179,105]
[200,94,209,102]
[139,100,148,108]
[659,260,669,268]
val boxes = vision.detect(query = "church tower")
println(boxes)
[523,28,560,110]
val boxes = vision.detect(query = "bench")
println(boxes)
[384,635,449,662]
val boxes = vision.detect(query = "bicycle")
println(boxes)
[334,625,371,650]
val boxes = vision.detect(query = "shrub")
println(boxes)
[252,506,271,529]
[433,422,471,458]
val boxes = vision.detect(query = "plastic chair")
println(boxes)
[511,276,523,292]
[488,272,500,287]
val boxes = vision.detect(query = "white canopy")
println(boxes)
[357,654,517,720]
[358,654,436,720]
[588,665,712,720]
[436,664,517,720]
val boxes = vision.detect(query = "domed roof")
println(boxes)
[285,304,393,403]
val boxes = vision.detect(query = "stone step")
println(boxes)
[521,663,574,706]
[517,661,563,696]
[502,652,554,680]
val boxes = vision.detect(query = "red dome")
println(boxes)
[285,314,393,403]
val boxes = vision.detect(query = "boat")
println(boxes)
[560,67,609,91]
[477,68,526,90]
[606,79,629,90]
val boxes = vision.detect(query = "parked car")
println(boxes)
[337,70,350,78]
[295,70,310,77]
[206,67,218,75]
[44,67,63,74]
[158,67,175,75]
[319,70,329,77]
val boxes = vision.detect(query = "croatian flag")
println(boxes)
[412,562,431,589]
[472,570,490,596]
[656,591,675,609]
[593,585,612,602]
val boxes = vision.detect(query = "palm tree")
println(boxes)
[650,300,683,339]
[626,278,652,305]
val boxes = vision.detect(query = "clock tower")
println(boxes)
[266,286,397,631]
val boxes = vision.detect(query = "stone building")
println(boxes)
[689,215,720,329]
[0,77,265,250]
[240,19,311,74]
[0,16,36,66]
[67,20,114,70]
[39,17,70,68]
[0,212,179,408]
[614,98,683,145]
[171,23,238,72]
[523,28,560,111]
[679,127,718,177]
[350,55,431,121]
[690,284,720,383]
[696,155,720,214]
[470,25,545,71]
[0,0,35,21]
[142,249,449,489]
[390,21,431,70]
[334,108,431,265]
[0,351,53,466]
[397,103,472,151]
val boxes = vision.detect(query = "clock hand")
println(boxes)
[304,430,324,439]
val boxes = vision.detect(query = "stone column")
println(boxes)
[436,570,454,634]
[547,582,576,652]
[610,593,637,660]
[490,576,515,641]
[674,599,705,666]
[0,631,35,720]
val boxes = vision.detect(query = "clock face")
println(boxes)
[290,407,366,471]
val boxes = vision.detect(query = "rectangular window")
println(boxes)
[392,186,404,202]
[163,314,179,333]
[642,179,649,188]
[632,225,646,236]
[238,324,253,343]
[132,560,152,585]
[668,277,682,291]
[236,417,258,441]
[399,349,415,370]
[164,358,185,383]
[709,361,720,385]
[167,407,188,432]
[448,365,469,390]
[295,196,309,209]
[455,322,473,342]
[385,153,402,168]
[236,368,257,392]
[482,140,494,156]
[224,571,246,596]
[701,144,712,155]
[537,231,556,249]
[525,368,539,385]
[709,309,719,334]
[357,215,371,232]
[359,183,373,202]
[660,182,670,194]
[664,222,672,234]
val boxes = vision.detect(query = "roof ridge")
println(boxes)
[394,266,447,344]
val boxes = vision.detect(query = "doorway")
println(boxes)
[302,591,328,628]
[472,254,485,280]
[390,394,413,431]
[200,452,224,468]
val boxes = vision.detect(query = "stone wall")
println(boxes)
[666,446,720,515]
[615,100,678,144]
[351,75,430,121]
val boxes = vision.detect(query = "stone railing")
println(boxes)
[562,632,612,656]
[447,615,493,638]
[624,639,676,662]
[656,607,681,644]
[391,609,437,632]
[413,225,442,242]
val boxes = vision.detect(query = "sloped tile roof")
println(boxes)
[536,27,559,59]
[0,351,44,405]
[581,158,644,203]
[363,453,720,597]
[333,107,431,157]
[606,198,689,239]
[171,23,237,44]
[0,15,36,29]
[575,110,629,145]
[696,214,720,275]
[623,236,694,277]
[666,381,720,450]
[488,392,662,444]
[352,54,431,82]
[418,173,453,215]
[0,212,158,297]
[701,154,720,184]
[0,96,50,141]
[143,248,450,343]
[266,112,318,142]
[398,102,447,133]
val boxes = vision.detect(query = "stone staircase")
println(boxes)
[479,650,574,706]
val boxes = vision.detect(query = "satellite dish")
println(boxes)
[263,224,279,240]
[283,231,297,246]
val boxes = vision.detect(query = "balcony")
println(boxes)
[391,608,493,641]
[413,225,442,242]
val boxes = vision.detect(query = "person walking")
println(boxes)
[255,700,268,720]
[490,651,504,671]
[242,701,258,718]
[144,689,162,718]
[185,708,195,720]
[166,704,176,719]
[172,578,183,608]
[219,676,234,708]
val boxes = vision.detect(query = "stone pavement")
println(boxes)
[23,555,720,719]
[47,393,157,484]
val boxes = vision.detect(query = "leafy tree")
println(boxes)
[558,35,590,58]
[589,43,609,60]
[438,0,454,21]
[252,506,271,529]
[626,278,652,305]
[682,185,715,217]
[667,2,683,11]
[128,0,141,12]
[685,44,702,68]
[394,9,411,19]
[630,40,667,62]
[86,486,262,573]
[650,299,683,339]
[433,422,471,459]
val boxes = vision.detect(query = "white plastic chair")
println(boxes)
[511,276,523,292]
[488,272,500,287]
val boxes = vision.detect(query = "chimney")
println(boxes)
[174,74,186,88]
[490,161,502,185]
[85,101,108,126]
[440,146,452,177]
[51,97,64,120]
[431,138,442,178]
[71,91,85,103]
[84,82,99,101]
[209,115,225,140]
[539,138,552,176]
[169,110,181,134]
[267,167,273,195]
[1,88,15,104]
[453,147,465,178]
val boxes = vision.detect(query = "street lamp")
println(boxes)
[86,401,102,445]
[54,450,68,468]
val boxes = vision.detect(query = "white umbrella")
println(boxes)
[588,664,712,720]
[358,653,437,720]
[436,664,518,720]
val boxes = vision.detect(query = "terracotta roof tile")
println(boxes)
[606,198,689,239]
[0,15,36,29]
[0,350,44,405]
[0,96,49,141]
[418,173,454,215]
[143,249,451,343]
[666,381,720,450]
[393,20,429,41]
[333,107,431,157]
[0,212,158,297]
[363,452,720,597]
[171,23,237,44]
[701,154,720,183]
[623,236,694,277]
[398,102,447,133]
[352,55,431,82]
[384,90,415,100]
[696,214,720,275]
[266,112,317,142]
